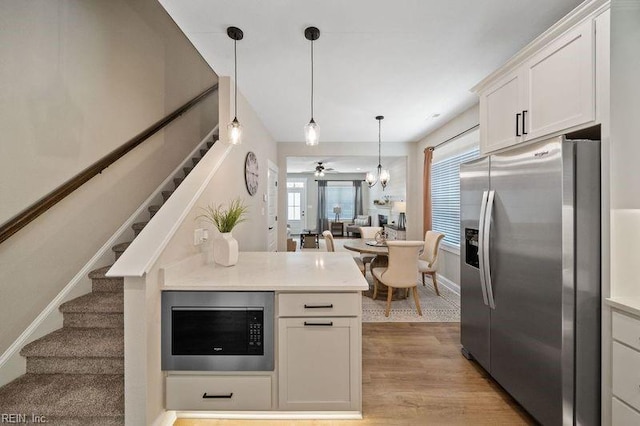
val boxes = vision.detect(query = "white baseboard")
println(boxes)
[437,274,460,295]
[175,411,363,420]
[0,126,219,387]
[152,410,177,426]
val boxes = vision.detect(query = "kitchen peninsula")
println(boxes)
[160,251,369,420]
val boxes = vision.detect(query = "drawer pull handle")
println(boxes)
[202,392,233,399]
[304,321,333,327]
[304,304,333,309]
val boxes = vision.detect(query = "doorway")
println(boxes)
[267,161,278,252]
[286,179,307,235]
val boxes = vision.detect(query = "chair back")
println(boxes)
[382,241,424,287]
[419,231,445,267]
[359,226,382,239]
[322,230,335,252]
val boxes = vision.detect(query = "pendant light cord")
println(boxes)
[234,39,238,118]
[310,39,314,120]
[378,118,382,168]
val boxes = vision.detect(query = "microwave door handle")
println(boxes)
[477,190,489,306]
[484,190,496,309]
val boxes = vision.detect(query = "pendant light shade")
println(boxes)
[305,118,320,146]
[367,116,390,190]
[304,27,320,146]
[227,26,243,145]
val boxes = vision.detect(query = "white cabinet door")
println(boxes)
[479,69,524,154]
[278,317,360,411]
[523,19,595,140]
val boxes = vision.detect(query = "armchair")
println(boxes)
[345,215,371,237]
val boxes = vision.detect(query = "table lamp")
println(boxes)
[393,201,406,230]
[333,206,342,222]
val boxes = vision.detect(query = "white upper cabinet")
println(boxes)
[479,69,525,153]
[474,1,607,155]
[523,19,595,141]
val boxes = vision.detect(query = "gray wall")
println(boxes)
[0,0,217,355]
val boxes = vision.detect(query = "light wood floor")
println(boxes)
[174,323,534,426]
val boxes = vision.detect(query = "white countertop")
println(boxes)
[161,251,369,292]
[605,297,640,318]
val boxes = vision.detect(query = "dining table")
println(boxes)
[343,240,408,300]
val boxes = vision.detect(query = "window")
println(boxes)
[431,148,480,246]
[288,192,301,220]
[287,180,305,222]
[325,181,354,220]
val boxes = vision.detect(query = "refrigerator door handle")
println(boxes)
[477,190,490,306]
[484,190,496,309]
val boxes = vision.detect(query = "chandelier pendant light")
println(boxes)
[227,26,244,145]
[304,27,320,146]
[366,116,390,190]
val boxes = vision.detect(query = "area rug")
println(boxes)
[361,275,460,323]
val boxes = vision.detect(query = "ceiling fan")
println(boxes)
[312,161,337,177]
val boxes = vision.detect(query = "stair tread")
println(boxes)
[0,373,123,418]
[87,265,115,280]
[21,328,123,358]
[60,292,122,314]
[111,242,131,252]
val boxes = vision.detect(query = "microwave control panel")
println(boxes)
[247,310,264,354]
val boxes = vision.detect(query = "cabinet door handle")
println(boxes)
[516,113,521,137]
[304,304,333,309]
[202,392,233,399]
[522,110,528,135]
[304,321,333,326]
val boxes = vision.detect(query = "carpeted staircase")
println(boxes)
[0,138,216,425]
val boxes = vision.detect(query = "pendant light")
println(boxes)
[304,27,320,146]
[227,26,243,145]
[365,116,390,190]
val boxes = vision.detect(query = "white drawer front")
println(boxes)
[612,342,640,411]
[613,311,640,351]
[613,397,640,426]
[278,292,360,317]
[166,375,271,410]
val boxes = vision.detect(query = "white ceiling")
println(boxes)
[287,156,396,174]
[160,0,583,143]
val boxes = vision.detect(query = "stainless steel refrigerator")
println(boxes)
[460,136,600,425]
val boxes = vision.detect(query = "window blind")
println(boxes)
[431,148,480,246]
[325,181,355,220]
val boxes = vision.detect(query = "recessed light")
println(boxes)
[356,167,361,171]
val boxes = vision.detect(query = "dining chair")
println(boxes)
[418,231,445,295]
[358,226,383,274]
[323,230,365,275]
[372,241,424,317]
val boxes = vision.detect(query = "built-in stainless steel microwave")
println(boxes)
[161,291,274,371]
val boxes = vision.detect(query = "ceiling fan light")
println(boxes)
[305,119,320,146]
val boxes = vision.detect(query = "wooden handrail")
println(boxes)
[0,83,218,244]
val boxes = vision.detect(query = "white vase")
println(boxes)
[213,232,239,266]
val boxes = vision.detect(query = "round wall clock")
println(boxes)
[244,151,259,196]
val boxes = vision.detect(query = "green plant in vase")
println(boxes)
[197,198,248,266]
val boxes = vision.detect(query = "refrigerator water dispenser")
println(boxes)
[464,228,479,268]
